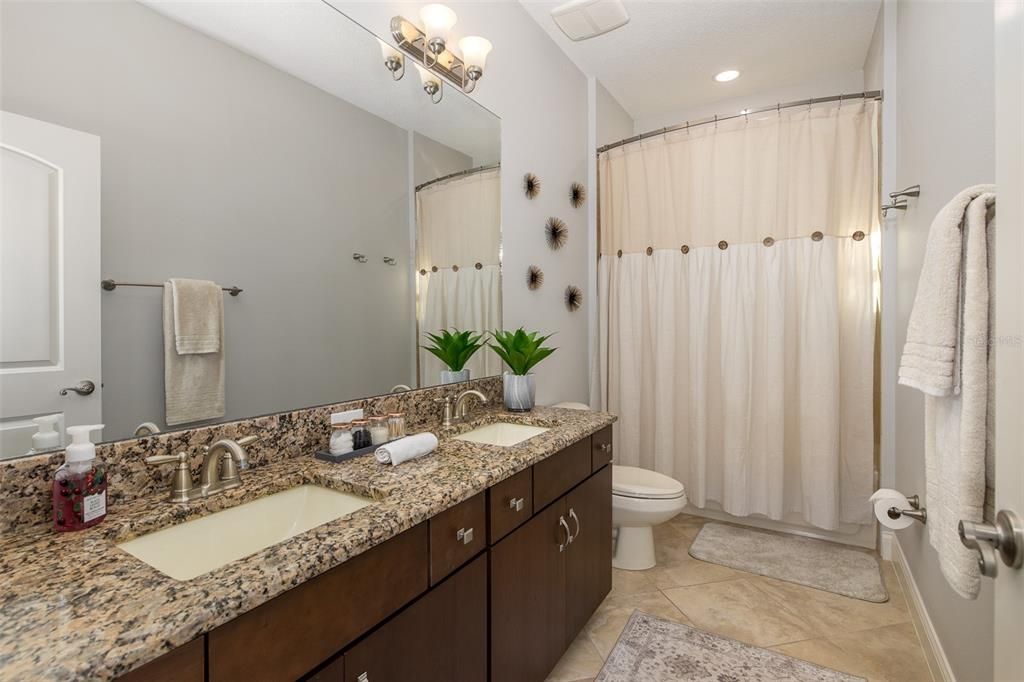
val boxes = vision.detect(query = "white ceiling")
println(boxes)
[520,0,881,121]
[141,0,500,165]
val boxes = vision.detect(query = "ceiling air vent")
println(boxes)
[551,0,629,42]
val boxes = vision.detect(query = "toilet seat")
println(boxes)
[612,465,685,500]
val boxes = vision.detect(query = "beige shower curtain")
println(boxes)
[598,101,879,530]
[416,167,502,385]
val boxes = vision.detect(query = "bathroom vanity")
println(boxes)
[120,424,613,682]
[0,388,615,681]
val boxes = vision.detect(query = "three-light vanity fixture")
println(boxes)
[379,4,492,104]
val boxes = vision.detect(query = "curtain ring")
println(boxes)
[714,114,718,130]
[776,103,781,118]
[838,93,844,109]
[718,240,729,250]
[763,237,775,247]
[852,230,866,242]
[685,121,690,135]
[646,246,653,256]
[811,231,824,242]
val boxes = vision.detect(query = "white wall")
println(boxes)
[333,2,591,405]
[863,5,884,91]
[595,81,633,148]
[887,1,996,679]
[633,69,866,134]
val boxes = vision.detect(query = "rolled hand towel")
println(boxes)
[375,433,438,466]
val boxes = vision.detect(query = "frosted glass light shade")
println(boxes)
[419,4,457,42]
[458,36,492,71]
[377,38,400,60]
[414,62,440,87]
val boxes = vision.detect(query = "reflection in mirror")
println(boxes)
[0,0,500,458]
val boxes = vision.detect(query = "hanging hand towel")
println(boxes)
[170,278,222,354]
[163,284,225,426]
[898,185,995,396]
[903,189,995,600]
[374,433,438,466]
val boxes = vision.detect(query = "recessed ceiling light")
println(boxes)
[715,69,740,83]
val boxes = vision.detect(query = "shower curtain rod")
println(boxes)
[597,90,883,155]
[415,162,500,192]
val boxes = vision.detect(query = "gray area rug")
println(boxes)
[595,612,864,682]
[689,522,888,602]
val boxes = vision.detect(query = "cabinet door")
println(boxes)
[344,554,487,682]
[490,501,568,682]
[564,465,612,644]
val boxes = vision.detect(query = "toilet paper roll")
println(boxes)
[869,488,915,530]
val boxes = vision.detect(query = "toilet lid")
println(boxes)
[612,465,686,499]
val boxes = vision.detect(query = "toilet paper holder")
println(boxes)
[887,495,927,524]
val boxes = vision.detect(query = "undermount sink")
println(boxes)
[117,485,374,580]
[454,422,550,447]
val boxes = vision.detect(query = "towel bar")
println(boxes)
[101,279,243,296]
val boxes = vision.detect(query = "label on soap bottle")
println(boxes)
[83,490,106,523]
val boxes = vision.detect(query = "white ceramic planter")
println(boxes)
[503,374,536,412]
[440,369,470,385]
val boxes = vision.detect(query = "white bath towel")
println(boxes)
[170,278,222,354]
[898,185,995,396]
[375,433,438,466]
[915,190,995,600]
[163,285,225,426]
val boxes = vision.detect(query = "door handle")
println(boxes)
[59,380,96,396]
[558,516,571,552]
[958,509,1024,578]
[568,507,581,542]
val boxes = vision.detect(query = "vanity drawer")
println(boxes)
[592,426,613,471]
[533,438,592,510]
[488,467,533,543]
[207,523,428,681]
[429,491,486,585]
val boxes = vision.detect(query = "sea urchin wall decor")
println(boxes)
[570,182,586,208]
[565,285,583,311]
[545,217,568,250]
[523,172,540,199]
[527,265,544,290]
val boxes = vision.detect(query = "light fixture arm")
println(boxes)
[390,16,483,95]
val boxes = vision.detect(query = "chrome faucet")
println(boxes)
[146,435,258,503]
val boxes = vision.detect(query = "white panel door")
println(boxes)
[993,1,1024,677]
[0,111,101,458]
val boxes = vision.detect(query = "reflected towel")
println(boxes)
[375,433,438,466]
[163,285,224,426]
[170,278,222,354]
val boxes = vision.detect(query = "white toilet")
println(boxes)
[611,465,687,570]
[551,402,688,571]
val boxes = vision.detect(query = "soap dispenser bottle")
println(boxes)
[52,424,108,532]
[31,415,61,453]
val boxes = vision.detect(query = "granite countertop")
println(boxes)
[0,406,615,681]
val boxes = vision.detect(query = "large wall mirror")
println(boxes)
[0,0,501,458]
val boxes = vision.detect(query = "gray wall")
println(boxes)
[413,132,473,187]
[1,1,413,439]
[891,1,995,678]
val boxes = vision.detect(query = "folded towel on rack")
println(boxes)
[898,185,995,396]
[163,284,225,426]
[375,433,438,466]
[170,278,222,354]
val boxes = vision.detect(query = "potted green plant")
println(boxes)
[488,328,557,412]
[423,329,485,384]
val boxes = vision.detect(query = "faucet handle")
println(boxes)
[145,452,194,503]
[236,435,259,447]
[145,452,188,466]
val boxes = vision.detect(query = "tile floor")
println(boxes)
[546,514,934,682]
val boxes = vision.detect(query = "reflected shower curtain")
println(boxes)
[416,168,502,385]
[597,102,879,530]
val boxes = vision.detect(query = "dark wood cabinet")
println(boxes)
[487,467,533,543]
[490,502,568,682]
[565,464,613,643]
[429,491,487,585]
[344,554,487,682]
[591,426,613,471]
[533,438,591,509]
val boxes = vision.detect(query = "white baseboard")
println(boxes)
[890,536,956,682]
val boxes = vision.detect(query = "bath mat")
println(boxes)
[595,611,864,682]
[689,522,888,602]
